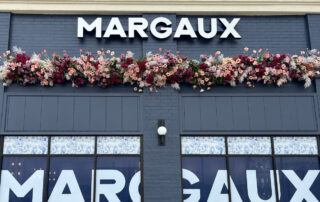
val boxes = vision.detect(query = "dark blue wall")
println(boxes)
[0,13,320,202]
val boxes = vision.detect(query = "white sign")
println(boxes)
[77,17,241,39]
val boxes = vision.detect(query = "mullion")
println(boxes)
[225,137,232,202]
[0,136,4,183]
[93,136,98,202]
[271,136,280,202]
[140,135,144,202]
[45,136,51,202]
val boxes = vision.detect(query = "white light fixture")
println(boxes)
[157,126,167,136]
[158,120,167,146]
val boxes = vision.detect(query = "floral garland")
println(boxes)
[0,46,319,92]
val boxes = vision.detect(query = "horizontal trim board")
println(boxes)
[0,1,320,15]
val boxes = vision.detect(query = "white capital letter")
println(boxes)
[174,18,197,38]
[104,17,127,38]
[219,18,241,39]
[198,18,217,39]
[208,170,242,202]
[182,169,200,202]
[128,18,148,38]
[77,17,102,38]
[48,170,84,202]
[282,170,319,202]
[0,170,44,202]
[129,171,141,202]
[95,169,126,202]
[150,17,172,39]
[247,170,281,202]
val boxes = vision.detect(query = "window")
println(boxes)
[0,136,142,202]
[181,136,320,202]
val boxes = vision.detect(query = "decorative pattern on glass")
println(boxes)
[228,137,272,154]
[181,136,226,154]
[273,136,318,155]
[50,136,95,154]
[97,136,140,154]
[3,136,48,154]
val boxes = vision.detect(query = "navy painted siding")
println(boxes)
[0,13,320,202]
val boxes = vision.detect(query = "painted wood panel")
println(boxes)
[182,96,318,132]
[5,95,140,132]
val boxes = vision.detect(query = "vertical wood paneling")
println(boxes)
[41,97,58,131]
[248,97,266,131]
[182,96,317,132]
[264,97,282,130]
[5,95,141,132]
[183,97,201,131]
[280,97,299,130]
[74,97,90,131]
[24,96,42,131]
[232,97,250,130]
[106,97,122,131]
[6,96,25,131]
[57,97,74,131]
[296,97,317,131]
[216,97,233,130]
[122,97,139,131]
[90,97,106,131]
[200,97,217,130]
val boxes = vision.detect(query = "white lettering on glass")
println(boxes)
[0,170,44,202]
[48,170,85,202]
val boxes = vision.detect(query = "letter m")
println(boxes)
[77,17,102,38]
[0,170,44,202]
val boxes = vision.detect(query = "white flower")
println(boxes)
[31,53,41,63]
[229,80,236,87]
[239,73,247,83]
[309,49,317,55]
[146,51,153,58]
[277,78,287,87]
[12,46,23,54]
[160,58,168,64]
[217,54,224,63]
[65,74,71,80]
[139,81,145,88]
[171,83,180,90]
[126,51,134,58]
[303,74,311,88]
[290,60,297,69]
[0,67,8,80]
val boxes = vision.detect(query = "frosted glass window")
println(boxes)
[181,136,225,154]
[3,136,48,154]
[97,136,140,154]
[274,136,318,155]
[228,137,272,154]
[50,136,95,154]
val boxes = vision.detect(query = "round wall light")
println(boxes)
[158,120,167,146]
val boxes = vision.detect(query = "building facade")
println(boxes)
[1,1,320,202]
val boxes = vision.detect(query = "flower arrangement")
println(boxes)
[0,46,319,92]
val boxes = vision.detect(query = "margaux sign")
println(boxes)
[77,17,241,39]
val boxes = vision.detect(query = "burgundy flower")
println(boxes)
[75,77,86,86]
[137,59,147,72]
[126,58,134,65]
[168,75,177,84]
[111,73,120,84]
[15,53,30,64]
[199,63,208,70]
[146,74,154,84]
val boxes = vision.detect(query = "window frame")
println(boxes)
[180,135,320,202]
[0,135,144,202]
